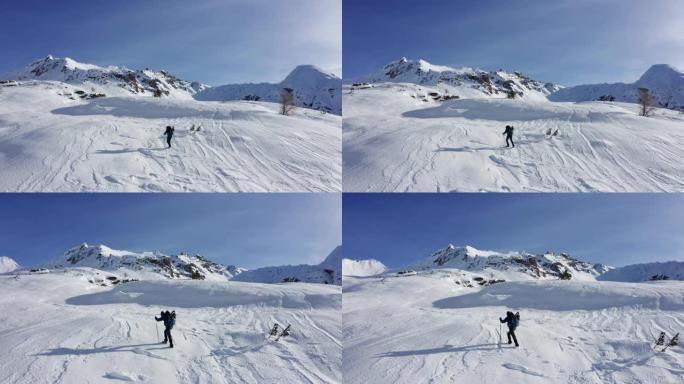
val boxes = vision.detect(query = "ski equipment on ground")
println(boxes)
[662,333,679,352]
[274,324,291,342]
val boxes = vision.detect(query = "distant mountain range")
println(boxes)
[232,246,342,285]
[352,58,684,111]
[1,55,341,114]
[4,243,341,285]
[345,244,684,284]
[549,64,684,111]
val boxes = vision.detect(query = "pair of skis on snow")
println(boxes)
[654,331,679,352]
[268,323,291,342]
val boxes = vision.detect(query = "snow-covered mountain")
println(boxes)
[45,243,245,282]
[342,258,387,277]
[549,64,684,111]
[353,57,560,101]
[0,256,20,273]
[232,246,342,285]
[598,260,684,282]
[407,245,611,282]
[3,55,208,99]
[195,65,342,114]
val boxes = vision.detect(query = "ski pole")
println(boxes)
[155,320,159,341]
[499,322,502,345]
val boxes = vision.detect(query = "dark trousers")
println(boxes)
[506,135,514,147]
[164,328,174,347]
[166,135,173,148]
[507,329,519,346]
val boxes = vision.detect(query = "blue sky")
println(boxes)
[0,194,341,269]
[343,194,684,268]
[343,0,684,85]
[0,0,341,85]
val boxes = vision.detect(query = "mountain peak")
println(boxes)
[0,256,20,273]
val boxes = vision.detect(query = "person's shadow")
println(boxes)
[378,343,513,357]
[435,146,504,153]
[94,147,167,155]
[35,342,166,356]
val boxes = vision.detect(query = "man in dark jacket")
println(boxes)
[155,310,175,348]
[164,126,175,148]
[500,311,520,347]
[503,125,515,148]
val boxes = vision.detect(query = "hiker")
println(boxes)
[500,311,520,347]
[155,310,176,348]
[164,125,175,148]
[503,125,515,148]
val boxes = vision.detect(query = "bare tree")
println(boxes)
[638,87,655,117]
[280,88,295,116]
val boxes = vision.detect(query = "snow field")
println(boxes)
[343,84,684,192]
[0,274,341,384]
[343,272,684,383]
[0,83,341,192]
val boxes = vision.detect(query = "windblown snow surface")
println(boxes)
[343,268,684,383]
[0,58,341,192]
[343,60,684,192]
[0,272,341,383]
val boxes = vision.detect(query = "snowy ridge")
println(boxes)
[0,256,20,273]
[549,64,684,111]
[408,245,611,282]
[342,258,387,277]
[3,55,208,99]
[45,243,245,282]
[355,57,560,100]
[195,65,342,114]
[598,260,684,282]
[233,246,342,285]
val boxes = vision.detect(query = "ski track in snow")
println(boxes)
[342,274,684,384]
[343,86,684,192]
[0,84,341,192]
[0,275,341,384]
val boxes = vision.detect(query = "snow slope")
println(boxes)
[0,273,341,384]
[550,64,684,111]
[342,258,387,277]
[195,65,342,115]
[343,271,684,384]
[0,256,19,273]
[0,81,341,192]
[233,246,342,285]
[598,261,684,282]
[344,79,684,192]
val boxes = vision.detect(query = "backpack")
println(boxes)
[511,312,520,327]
